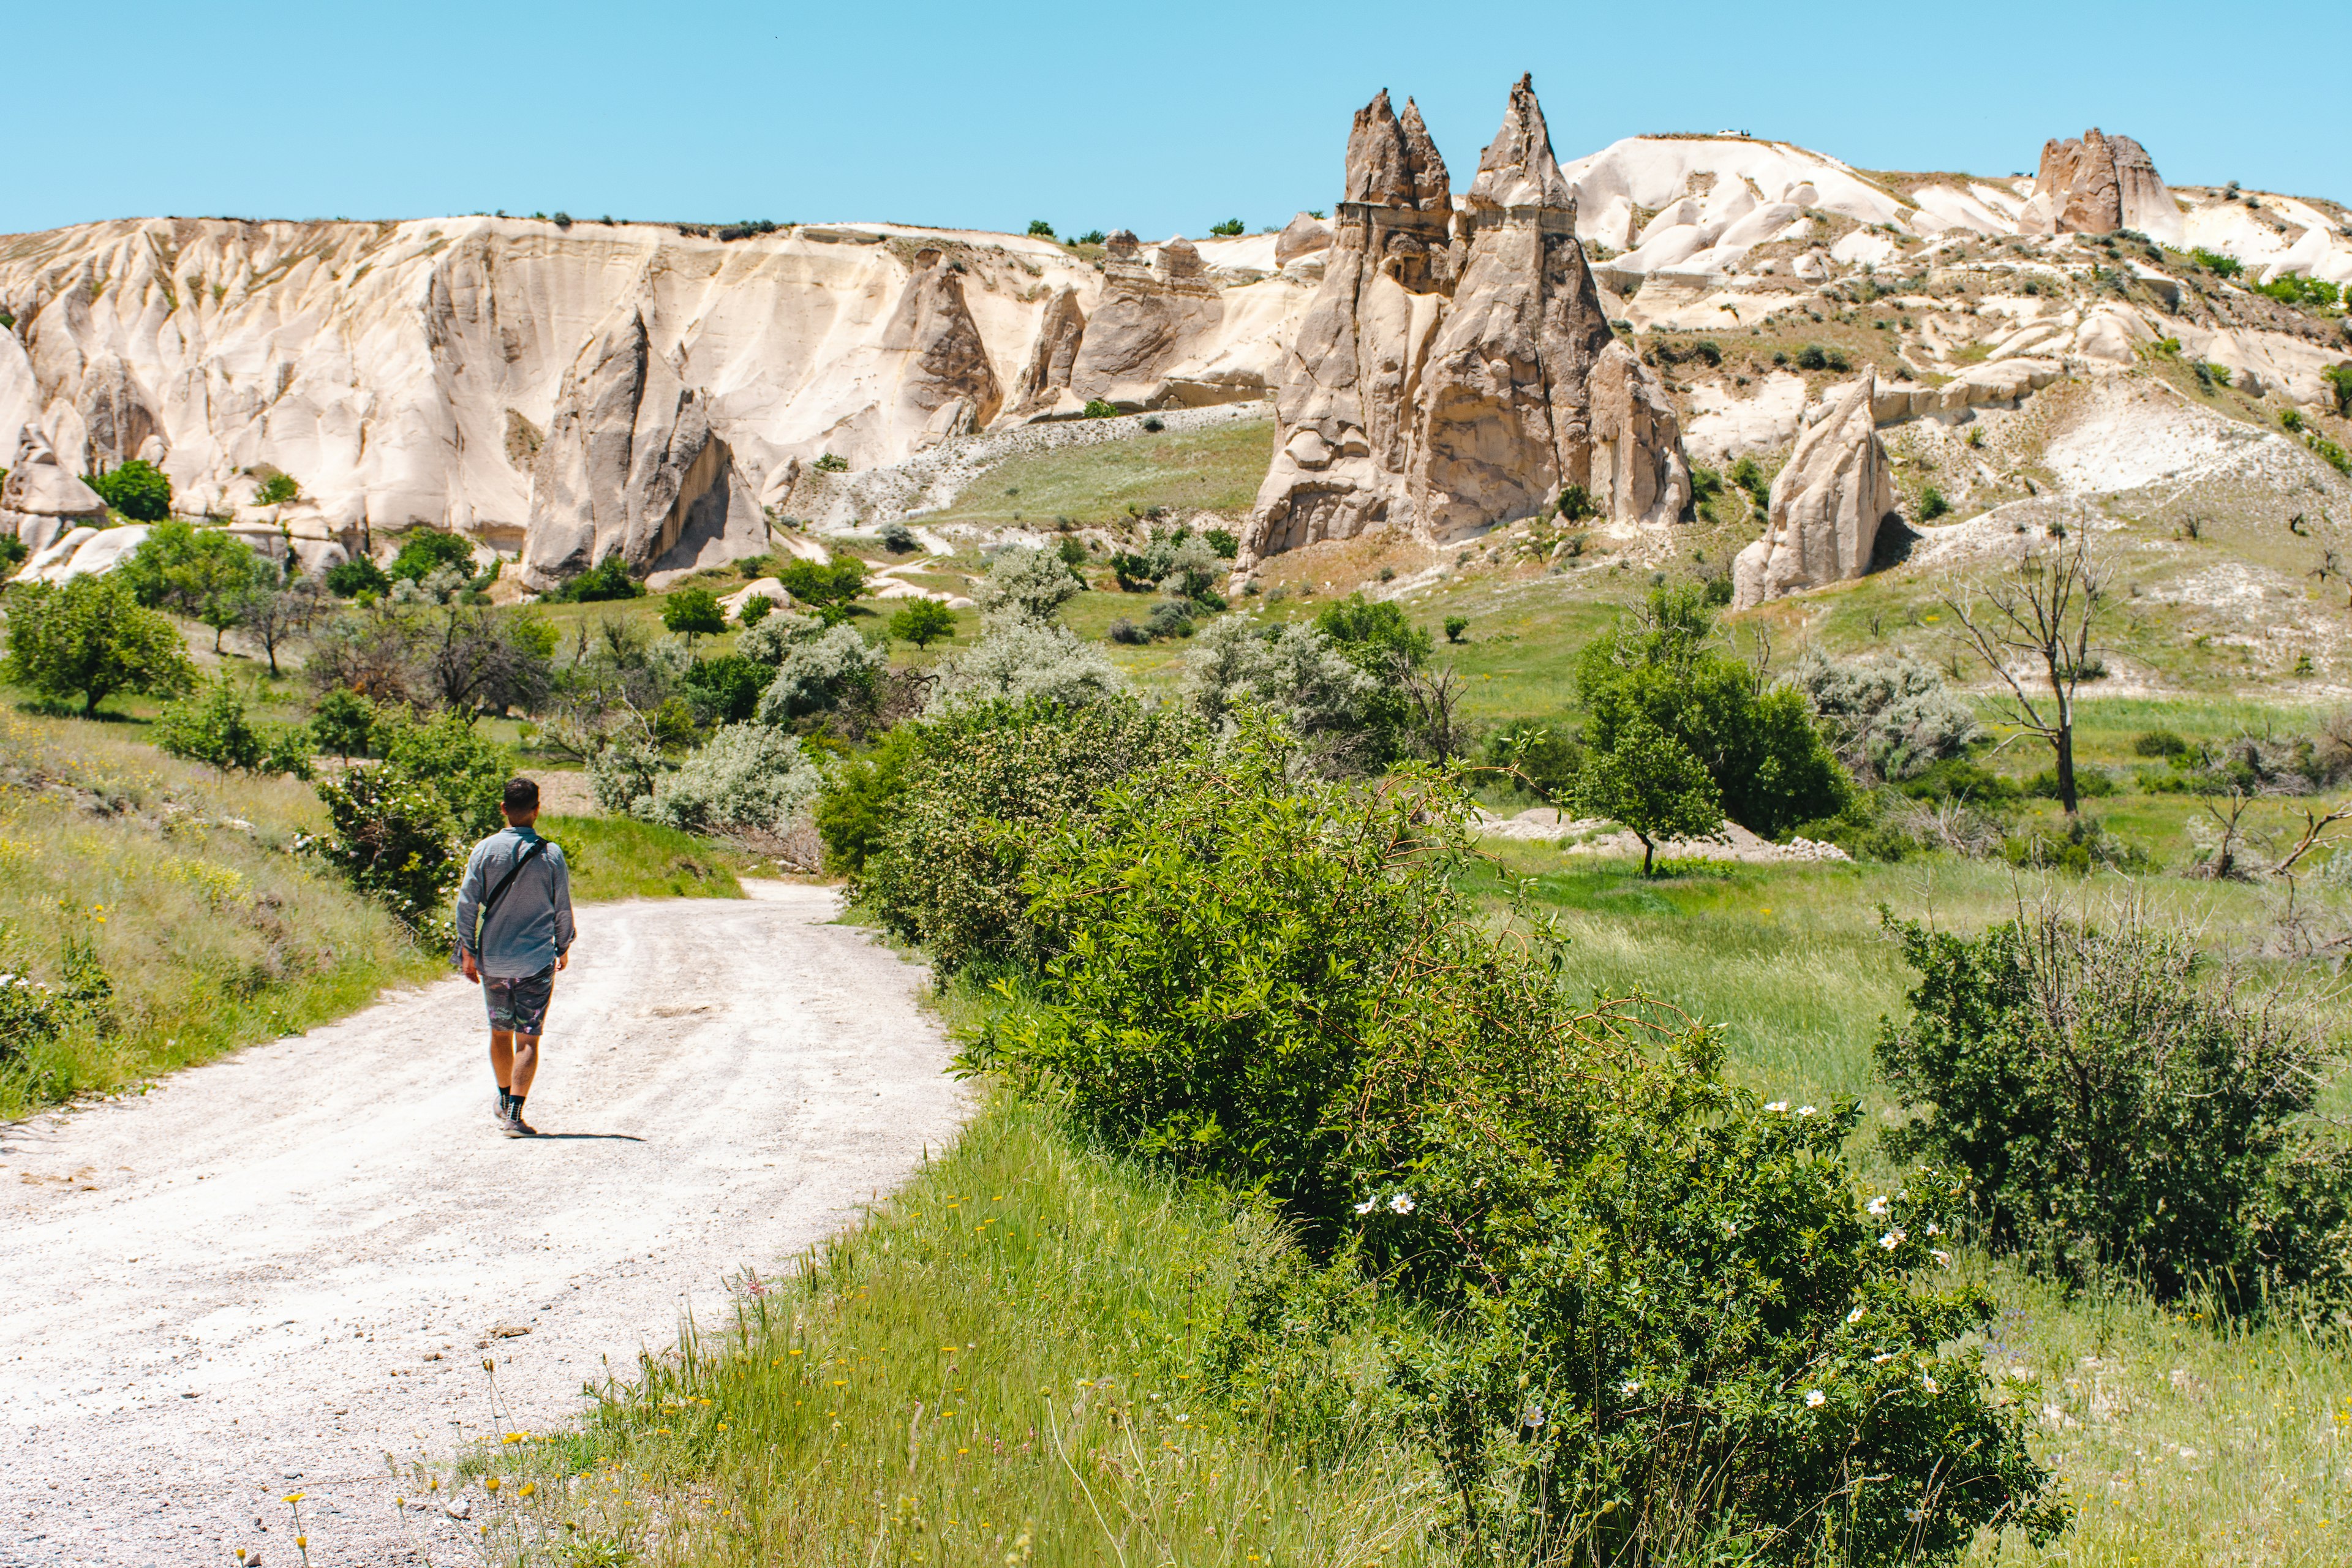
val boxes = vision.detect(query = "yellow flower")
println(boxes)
[485,1476,502,1493]
[519,1481,537,1498]
[282,1493,304,1504]
[295,1537,307,1549]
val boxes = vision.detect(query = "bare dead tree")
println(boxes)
[1942,533,2106,815]
[2271,797,2352,879]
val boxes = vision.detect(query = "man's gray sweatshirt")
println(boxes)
[453,826,575,978]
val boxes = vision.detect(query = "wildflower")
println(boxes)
[1879,1229,1907,1251]
[1798,1105,1817,1117]
[1523,1404,1545,1427]
[485,1477,501,1493]
[1387,1193,1415,1215]
[1619,1381,1642,1396]
[1353,1199,1374,1216]
[1920,1374,1940,1393]
[1765,1101,1789,1113]
[1926,1221,1942,1236]
[1846,1305,1866,1324]
[1804,1389,1826,1408]
[519,1482,537,1498]
[283,1493,305,1504]
[1866,1195,1890,1217]
[1932,1249,1952,1268]
[1872,1352,1898,1364]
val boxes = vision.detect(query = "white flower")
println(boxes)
[1926,1222,1942,1237]
[1388,1193,1415,1215]
[1523,1404,1545,1427]
[1804,1389,1826,1409]
[1872,1352,1898,1364]
[1619,1381,1642,1396]
[1866,1195,1891,1218]
[1879,1229,1907,1251]
[1353,1199,1375,1216]
[1846,1305,1866,1325]
[1920,1376,1940,1395]
[1765,1101,1789,1113]
[1932,1250,1952,1268]
[1798,1105,1818,1117]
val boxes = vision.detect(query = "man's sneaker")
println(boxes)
[504,1113,538,1137]
[492,1094,511,1129]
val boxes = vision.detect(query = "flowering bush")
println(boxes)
[972,718,2057,1561]
[0,968,68,1066]
[642,723,820,843]
[307,765,462,926]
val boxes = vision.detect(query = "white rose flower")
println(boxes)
[1765,1101,1789,1113]
[1846,1305,1866,1324]
[1353,1199,1375,1216]
[1867,1195,1891,1217]
[1798,1105,1818,1117]
[1619,1381,1642,1396]
[1804,1389,1826,1409]
[1388,1193,1415,1215]
[1879,1229,1907,1251]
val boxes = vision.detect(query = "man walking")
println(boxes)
[455,777,575,1137]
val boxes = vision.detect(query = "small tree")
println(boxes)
[310,764,463,926]
[661,587,726,646]
[551,556,643,602]
[151,680,312,777]
[1209,219,1245,236]
[777,558,869,625]
[88,459,173,522]
[736,593,774,627]
[309,687,377,759]
[386,528,478,584]
[888,599,957,647]
[4,575,196,715]
[1577,711,1723,874]
[1943,534,2105,815]
[118,521,271,648]
[253,472,300,507]
[232,581,322,677]
[1444,615,1469,643]
[1027,219,1056,238]
[979,546,1084,625]
[325,556,390,598]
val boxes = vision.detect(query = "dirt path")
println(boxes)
[1,884,965,1567]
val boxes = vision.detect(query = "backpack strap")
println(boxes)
[472,839,547,949]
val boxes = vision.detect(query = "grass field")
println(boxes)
[915,417,1276,530]
[538,814,747,902]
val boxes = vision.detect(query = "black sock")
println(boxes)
[509,1095,526,1119]
[498,1088,513,1114]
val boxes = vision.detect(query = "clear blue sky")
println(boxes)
[5,1,2343,238]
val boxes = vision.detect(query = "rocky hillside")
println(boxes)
[2,85,2346,609]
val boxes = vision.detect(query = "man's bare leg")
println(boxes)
[509,1033,541,1098]
[490,1028,516,1096]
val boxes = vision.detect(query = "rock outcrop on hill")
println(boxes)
[2018,129,2184,244]
[1274,213,1333,268]
[1731,369,1898,609]
[1243,77,1690,566]
[1,432,110,552]
[1008,285,1088,417]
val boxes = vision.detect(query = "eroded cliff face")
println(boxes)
[0,215,1316,580]
[1242,76,1691,568]
[1730,369,1898,609]
[2018,129,2184,244]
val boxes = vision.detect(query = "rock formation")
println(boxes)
[1,432,110,553]
[1243,76,1690,567]
[884,251,1005,443]
[1008,285,1088,416]
[1067,234,1227,410]
[518,306,765,590]
[2019,129,2182,243]
[1730,369,1898,609]
[1274,213,1333,268]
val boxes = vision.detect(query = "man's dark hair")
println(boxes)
[503,776,541,815]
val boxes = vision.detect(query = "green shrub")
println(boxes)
[978,545,1084,624]
[88,459,172,522]
[151,681,313,777]
[1795,342,1850,372]
[886,598,956,647]
[2191,247,2244,277]
[1082,399,1118,419]
[118,521,270,648]
[551,557,644,603]
[2,574,196,717]
[1577,586,1850,838]
[2133,727,2190,759]
[1787,649,1982,782]
[2325,363,2352,419]
[1074,228,1106,246]
[1576,710,1722,874]
[1555,483,1597,523]
[926,620,1123,714]
[386,527,477,584]
[324,556,390,598]
[660,586,726,642]
[252,472,301,507]
[680,652,767,725]
[812,452,850,473]
[736,594,775,628]
[812,726,919,875]
[1917,486,1951,521]
[878,520,918,553]
[977,722,2057,1562]
[1727,454,1772,508]
[372,708,509,838]
[1878,907,2352,1307]
[755,624,887,724]
[1443,614,1469,643]
[1208,219,1245,236]
[1027,219,1056,238]
[1481,717,1582,801]
[639,722,818,842]
[308,764,462,927]
[858,696,1194,973]
[776,558,869,625]
[309,687,377,758]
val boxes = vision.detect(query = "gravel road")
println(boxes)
[1,883,965,1566]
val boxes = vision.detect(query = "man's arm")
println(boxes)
[550,846,576,969]
[452,843,491,965]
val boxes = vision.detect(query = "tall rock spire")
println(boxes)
[1463,74,1573,214]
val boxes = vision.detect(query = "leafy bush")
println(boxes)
[151,682,314,777]
[309,687,377,758]
[886,598,956,647]
[735,592,773,627]
[1578,586,1849,838]
[1878,906,2352,1308]
[252,472,301,506]
[660,587,726,642]
[641,723,819,843]
[1027,219,1056,238]
[1786,649,1982,782]
[1555,483,1596,523]
[1155,533,1227,605]
[2326,363,2352,419]
[1577,711,1722,873]
[1794,342,1850,372]
[371,708,509,838]
[1183,616,1379,772]
[812,452,849,473]
[756,624,888,724]
[1075,229,1106,246]
[735,609,824,667]
[2134,727,2191,759]
[974,722,2057,1561]
[550,556,644,602]
[879,521,918,553]
[118,521,270,646]
[2256,274,2342,309]
[1208,219,1245,236]
[88,459,172,522]
[978,546,1082,624]
[812,726,919,875]
[925,620,1122,715]
[386,528,477,584]
[3,574,197,716]
[680,652,767,725]
[589,731,667,816]
[1443,614,1469,643]
[1481,718,1582,801]
[325,556,390,598]
[777,558,868,625]
[2192,247,2245,279]
[309,764,462,926]
[1082,399,1118,419]
[858,696,1194,973]
[1917,486,1951,521]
